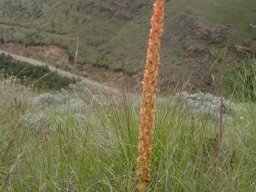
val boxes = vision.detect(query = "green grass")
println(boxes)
[173,0,256,38]
[224,58,256,102]
[0,78,256,191]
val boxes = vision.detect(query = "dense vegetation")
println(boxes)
[0,79,256,191]
[0,54,77,90]
[0,0,255,90]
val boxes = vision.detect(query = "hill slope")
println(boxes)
[0,0,256,90]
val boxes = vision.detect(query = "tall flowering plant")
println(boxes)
[136,0,165,191]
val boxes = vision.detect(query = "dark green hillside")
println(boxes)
[0,54,76,90]
[0,0,256,90]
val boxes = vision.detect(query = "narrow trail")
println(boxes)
[0,50,123,95]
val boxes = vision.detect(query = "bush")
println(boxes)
[0,53,77,90]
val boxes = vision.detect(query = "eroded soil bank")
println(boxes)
[0,42,141,92]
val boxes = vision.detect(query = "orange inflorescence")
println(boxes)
[136,0,165,191]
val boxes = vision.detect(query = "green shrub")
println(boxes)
[0,53,77,90]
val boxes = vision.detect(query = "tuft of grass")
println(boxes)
[224,58,256,102]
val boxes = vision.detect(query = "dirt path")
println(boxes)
[0,50,122,94]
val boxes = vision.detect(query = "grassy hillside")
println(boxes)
[0,0,256,90]
[173,0,256,38]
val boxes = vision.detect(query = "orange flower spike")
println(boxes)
[136,0,165,192]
